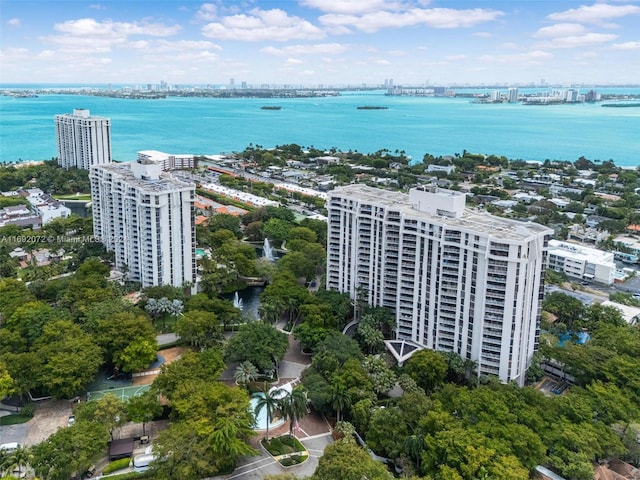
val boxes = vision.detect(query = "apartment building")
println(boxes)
[547,240,615,285]
[136,150,197,170]
[327,185,552,385]
[55,109,112,169]
[90,159,195,289]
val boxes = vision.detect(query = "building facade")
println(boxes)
[55,109,112,169]
[136,150,197,171]
[90,160,195,289]
[327,185,552,385]
[547,240,616,285]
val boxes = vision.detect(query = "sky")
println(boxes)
[1,0,640,87]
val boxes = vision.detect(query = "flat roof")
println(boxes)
[548,240,614,264]
[329,184,552,241]
[93,162,194,193]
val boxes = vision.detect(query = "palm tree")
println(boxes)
[1,445,32,479]
[234,361,259,386]
[278,386,308,437]
[403,432,425,471]
[329,384,351,422]
[258,301,278,324]
[253,385,285,442]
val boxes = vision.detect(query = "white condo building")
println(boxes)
[136,150,197,171]
[327,185,553,385]
[90,159,195,289]
[547,240,615,285]
[55,109,112,169]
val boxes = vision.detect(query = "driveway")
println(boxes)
[0,399,73,448]
[211,432,333,480]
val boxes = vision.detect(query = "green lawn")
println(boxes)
[53,193,92,201]
[0,414,32,425]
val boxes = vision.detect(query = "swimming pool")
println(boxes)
[250,393,285,431]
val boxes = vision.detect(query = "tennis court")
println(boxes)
[87,384,151,402]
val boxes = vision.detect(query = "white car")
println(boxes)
[0,442,20,453]
[67,415,75,427]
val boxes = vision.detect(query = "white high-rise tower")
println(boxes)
[327,185,552,385]
[55,109,112,169]
[90,158,195,289]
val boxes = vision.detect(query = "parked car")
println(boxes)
[67,415,75,427]
[0,442,20,453]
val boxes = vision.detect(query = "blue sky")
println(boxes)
[1,0,639,86]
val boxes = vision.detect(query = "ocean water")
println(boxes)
[1,89,639,166]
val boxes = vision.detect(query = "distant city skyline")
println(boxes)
[1,1,640,86]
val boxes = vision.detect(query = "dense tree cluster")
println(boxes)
[150,349,256,479]
[0,258,157,399]
[0,160,90,193]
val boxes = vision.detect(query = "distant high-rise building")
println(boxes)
[241,81,247,89]
[326,185,552,385]
[585,90,599,102]
[565,89,578,102]
[90,159,196,289]
[507,88,519,103]
[55,109,112,170]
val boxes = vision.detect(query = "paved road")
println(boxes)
[0,399,73,447]
[211,433,333,480]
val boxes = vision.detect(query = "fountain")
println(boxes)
[233,291,244,311]
[262,238,276,261]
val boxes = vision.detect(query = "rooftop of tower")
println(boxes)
[329,184,552,241]
[92,162,194,193]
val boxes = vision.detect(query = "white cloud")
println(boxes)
[574,51,598,59]
[37,50,56,59]
[284,57,303,65]
[479,50,553,65]
[153,40,222,53]
[299,0,404,15]
[538,32,618,48]
[472,31,492,38]
[533,23,587,38]
[374,59,391,65]
[611,40,640,49]
[445,54,467,60]
[299,69,316,75]
[197,3,217,21]
[261,43,348,56]
[89,4,106,10]
[201,8,325,41]
[54,18,181,37]
[0,47,30,60]
[7,18,21,26]
[318,7,504,33]
[41,18,182,55]
[548,3,640,24]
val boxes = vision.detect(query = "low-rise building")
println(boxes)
[567,225,609,245]
[426,164,455,175]
[137,150,197,170]
[23,188,71,224]
[547,240,616,285]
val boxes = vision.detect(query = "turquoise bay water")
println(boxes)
[1,90,639,166]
